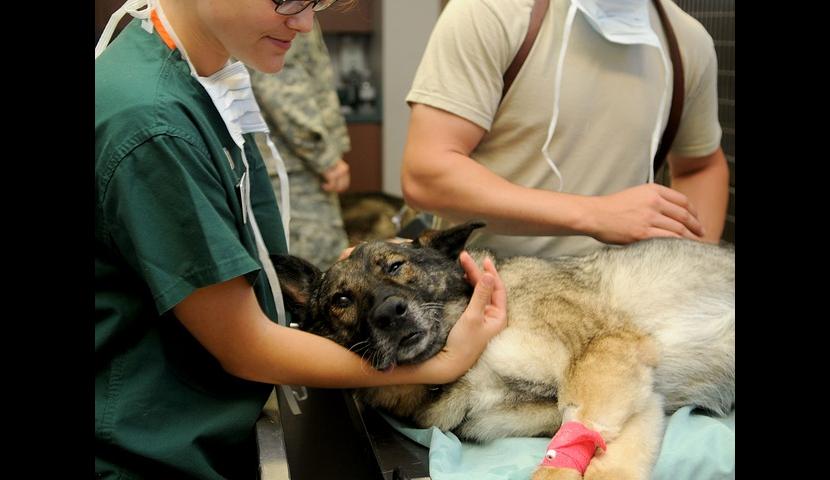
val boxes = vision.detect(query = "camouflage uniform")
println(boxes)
[251,20,351,270]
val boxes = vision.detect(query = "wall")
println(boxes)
[660,0,735,244]
[380,0,442,196]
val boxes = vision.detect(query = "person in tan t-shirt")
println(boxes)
[403,0,729,259]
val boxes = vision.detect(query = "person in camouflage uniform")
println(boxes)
[251,19,351,270]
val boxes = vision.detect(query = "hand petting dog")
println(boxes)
[426,252,507,384]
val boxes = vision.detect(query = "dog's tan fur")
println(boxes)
[274,222,734,480]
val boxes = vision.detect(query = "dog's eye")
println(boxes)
[386,261,404,275]
[332,293,352,308]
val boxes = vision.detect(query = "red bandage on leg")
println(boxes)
[539,421,607,474]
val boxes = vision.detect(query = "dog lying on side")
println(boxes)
[273,222,735,480]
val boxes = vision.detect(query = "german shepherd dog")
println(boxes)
[273,222,735,480]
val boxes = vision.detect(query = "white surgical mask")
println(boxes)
[541,0,671,189]
[188,60,292,244]
[571,0,662,48]
[96,1,303,414]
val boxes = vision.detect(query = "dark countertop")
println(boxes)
[256,386,431,480]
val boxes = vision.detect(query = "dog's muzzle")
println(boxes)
[371,295,409,331]
[368,295,430,369]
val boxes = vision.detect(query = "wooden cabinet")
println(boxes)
[343,123,382,193]
[319,0,383,194]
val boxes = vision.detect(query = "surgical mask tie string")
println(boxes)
[542,0,669,189]
[95,0,155,59]
[541,2,578,192]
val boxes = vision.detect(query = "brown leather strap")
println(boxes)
[502,0,549,101]
[652,0,685,175]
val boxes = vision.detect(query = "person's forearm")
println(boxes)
[402,150,591,236]
[176,254,505,390]
[670,150,729,243]
[223,320,444,388]
[175,277,438,388]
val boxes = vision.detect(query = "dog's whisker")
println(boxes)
[420,303,444,308]
[369,350,381,372]
[348,339,370,354]
[358,347,376,374]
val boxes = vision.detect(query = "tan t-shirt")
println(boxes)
[407,0,722,258]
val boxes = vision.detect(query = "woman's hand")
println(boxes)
[413,251,508,384]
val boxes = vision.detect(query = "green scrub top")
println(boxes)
[95,19,288,479]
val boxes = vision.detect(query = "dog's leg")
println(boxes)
[457,401,562,442]
[531,467,583,480]
[532,332,663,480]
[582,395,663,480]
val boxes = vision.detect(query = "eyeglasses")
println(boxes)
[272,0,340,16]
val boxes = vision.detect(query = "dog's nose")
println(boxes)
[372,296,408,330]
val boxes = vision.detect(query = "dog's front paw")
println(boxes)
[531,466,583,480]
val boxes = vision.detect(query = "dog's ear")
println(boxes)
[413,221,486,259]
[270,254,321,319]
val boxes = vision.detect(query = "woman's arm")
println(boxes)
[173,252,506,387]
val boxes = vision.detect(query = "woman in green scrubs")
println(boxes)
[95,1,507,478]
